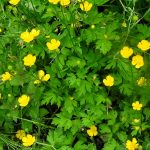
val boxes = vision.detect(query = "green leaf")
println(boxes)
[96,40,112,54]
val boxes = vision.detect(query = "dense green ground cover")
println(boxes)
[0,0,150,149]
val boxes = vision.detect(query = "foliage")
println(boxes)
[0,0,150,149]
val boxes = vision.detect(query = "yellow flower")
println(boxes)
[137,77,147,86]
[20,31,34,43]
[137,40,150,51]
[2,72,11,81]
[133,119,140,123]
[126,138,139,150]
[30,29,40,38]
[34,70,50,84]
[87,125,98,137]
[122,21,127,28]
[80,1,93,12]
[23,54,36,67]
[42,74,51,81]
[132,101,143,111]
[18,95,30,107]
[48,0,60,4]
[134,126,140,131]
[16,130,26,140]
[0,28,2,32]
[22,134,35,147]
[34,80,41,84]
[46,39,60,51]
[9,0,20,5]
[103,75,114,87]
[60,0,70,6]
[132,55,144,68]
[120,46,133,58]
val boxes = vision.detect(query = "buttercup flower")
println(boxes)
[20,31,34,43]
[122,21,127,27]
[18,95,30,107]
[22,134,35,147]
[103,75,114,87]
[137,40,150,51]
[133,119,140,123]
[9,0,20,5]
[16,130,26,140]
[2,72,11,81]
[120,46,133,58]
[126,138,139,150]
[60,0,70,6]
[23,54,36,67]
[48,0,60,4]
[80,1,93,12]
[20,29,40,43]
[132,55,144,68]
[87,125,98,137]
[46,39,60,51]
[132,101,143,111]
[137,77,147,86]
[30,29,40,38]
[34,70,50,84]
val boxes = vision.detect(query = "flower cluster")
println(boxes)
[103,75,114,87]
[87,125,98,137]
[48,0,70,6]
[16,130,35,147]
[34,70,50,84]
[9,0,20,5]
[20,29,40,43]
[18,95,30,107]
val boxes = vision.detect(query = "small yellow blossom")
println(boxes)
[46,39,60,51]
[48,0,60,4]
[16,130,26,140]
[122,21,127,27]
[30,29,40,38]
[34,80,41,84]
[0,28,2,32]
[132,55,144,68]
[134,126,140,131]
[45,35,50,38]
[126,138,139,150]
[23,54,36,67]
[80,1,93,12]
[34,70,50,84]
[137,40,150,51]
[133,119,140,123]
[42,74,51,81]
[91,25,95,29]
[22,134,35,147]
[60,0,70,6]
[120,46,133,58]
[9,0,20,5]
[18,95,30,107]
[103,75,114,87]
[87,125,98,137]
[2,72,11,81]
[20,31,34,43]
[137,77,147,86]
[132,101,143,111]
